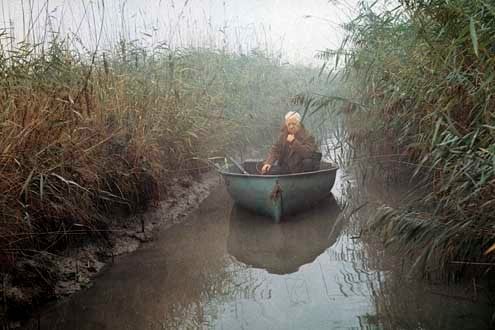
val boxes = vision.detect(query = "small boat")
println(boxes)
[213,159,338,223]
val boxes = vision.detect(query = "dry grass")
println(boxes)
[0,46,209,264]
[0,34,321,276]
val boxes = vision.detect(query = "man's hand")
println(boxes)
[261,163,271,174]
[287,134,295,143]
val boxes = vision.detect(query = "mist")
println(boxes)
[1,0,358,65]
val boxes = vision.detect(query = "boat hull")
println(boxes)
[218,161,337,223]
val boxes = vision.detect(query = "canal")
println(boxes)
[23,167,493,329]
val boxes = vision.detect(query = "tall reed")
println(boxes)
[0,29,321,263]
[326,0,495,274]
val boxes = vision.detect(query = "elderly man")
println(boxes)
[261,111,321,175]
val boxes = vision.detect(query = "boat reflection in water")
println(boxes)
[227,195,342,275]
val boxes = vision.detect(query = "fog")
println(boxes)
[1,0,359,65]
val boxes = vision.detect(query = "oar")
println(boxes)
[206,157,226,170]
[206,157,249,174]
[228,157,249,174]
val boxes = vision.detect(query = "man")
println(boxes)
[261,111,321,175]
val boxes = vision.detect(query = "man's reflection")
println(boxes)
[227,196,342,275]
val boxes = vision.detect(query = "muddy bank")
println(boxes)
[1,172,219,327]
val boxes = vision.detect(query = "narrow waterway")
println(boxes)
[23,169,494,330]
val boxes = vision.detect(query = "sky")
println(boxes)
[0,0,360,65]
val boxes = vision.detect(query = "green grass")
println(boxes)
[322,0,495,275]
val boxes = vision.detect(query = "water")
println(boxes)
[23,169,494,329]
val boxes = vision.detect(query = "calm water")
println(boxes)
[23,169,494,330]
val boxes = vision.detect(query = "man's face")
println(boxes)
[286,117,301,134]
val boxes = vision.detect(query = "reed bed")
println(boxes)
[0,0,330,323]
[0,32,319,273]
[327,0,495,275]
[0,40,194,264]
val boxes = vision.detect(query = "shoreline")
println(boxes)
[2,171,220,328]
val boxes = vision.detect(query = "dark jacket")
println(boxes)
[265,125,319,173]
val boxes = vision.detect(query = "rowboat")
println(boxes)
[214,159,338,223]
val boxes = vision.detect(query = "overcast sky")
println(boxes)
[1,0,359,65]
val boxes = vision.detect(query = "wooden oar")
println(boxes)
[206,156,249,174]
[228,157,249,174]
[206,157,226,170]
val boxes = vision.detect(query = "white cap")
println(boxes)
[285,111,301,122]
